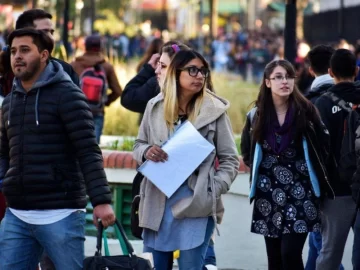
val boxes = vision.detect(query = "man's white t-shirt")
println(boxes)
[9,208,86,225]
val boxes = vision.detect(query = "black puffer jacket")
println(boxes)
[0,61,111,210]
[121,63,159,113]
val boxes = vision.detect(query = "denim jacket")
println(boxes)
[249,138,321,200]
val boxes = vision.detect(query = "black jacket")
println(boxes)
[241,109,335,201]
[52,57,80,87]
[121,63,159,113]
[0,61,111,210]
[306,83,333,104]
[315,81,360,196]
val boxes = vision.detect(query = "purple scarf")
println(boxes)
[265,104,295,155]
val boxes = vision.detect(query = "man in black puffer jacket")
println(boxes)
[0,28,115,270]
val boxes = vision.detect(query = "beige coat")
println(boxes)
[133,90,239,232]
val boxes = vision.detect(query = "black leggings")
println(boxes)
[264,233,308,270]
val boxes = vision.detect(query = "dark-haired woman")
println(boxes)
[241,59,334,270]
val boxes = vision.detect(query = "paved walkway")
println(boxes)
[85,174,355,269]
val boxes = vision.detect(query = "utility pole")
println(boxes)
[338,0,344,39]
[62,0,70,57]
[284,0,297,64]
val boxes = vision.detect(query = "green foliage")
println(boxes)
[94,9,126,35]
[103,103,139,136]
[107,138,135,151]
[53,43,68,61]
[211,73,258,134]
[235,136,241,155]
[120,137,136,151]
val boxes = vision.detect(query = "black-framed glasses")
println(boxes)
[179,66,209,78]
[269,75,296,82]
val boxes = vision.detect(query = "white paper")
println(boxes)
[137,121,215,198]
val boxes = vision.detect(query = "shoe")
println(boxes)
[205,265,218,270]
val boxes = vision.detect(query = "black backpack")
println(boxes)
[79,64,108,110]
[325,92,360,183]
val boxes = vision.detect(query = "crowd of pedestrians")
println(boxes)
[2,6,360,270]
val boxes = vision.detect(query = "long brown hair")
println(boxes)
[136,38,164,72]
[252,59,321,142]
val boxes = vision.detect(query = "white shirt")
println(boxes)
[9,208,85,225]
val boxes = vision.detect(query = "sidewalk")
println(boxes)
[85,174,354,269]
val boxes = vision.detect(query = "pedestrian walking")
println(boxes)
[314,49,360,270]
[133,49,239,270]
[71,34,123,143]
[304,44,345,270]
[0,28,115,270]
[122,41,219,269]
[241,59,334,270]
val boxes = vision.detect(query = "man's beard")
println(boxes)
[14,58,41,82]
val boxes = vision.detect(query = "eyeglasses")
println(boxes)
[179,66,209,78]
[269,75,296,82]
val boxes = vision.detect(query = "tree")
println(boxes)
[96,0,131,18]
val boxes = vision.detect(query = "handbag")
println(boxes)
[131,194,143,239]
[130,172,144,239]
[83,219,153,270]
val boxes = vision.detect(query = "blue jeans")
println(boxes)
[305,232,344,270]
[353,210,360,269]
[93,114,104,144]
[0,209,86,270]
[204,239,216,266]
[144,218,215,270]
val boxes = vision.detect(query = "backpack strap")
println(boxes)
[325,92,352,113]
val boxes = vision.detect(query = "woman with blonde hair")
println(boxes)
[133,50,239,269]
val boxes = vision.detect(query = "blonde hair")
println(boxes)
[161,50,209,132]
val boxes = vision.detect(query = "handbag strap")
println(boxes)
[96,219,136,256]
[103,230,110,256]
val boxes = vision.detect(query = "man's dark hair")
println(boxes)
[307,45,335,75]
[330,49,357,79]
[8,28,54,56]
[15,9,52,29]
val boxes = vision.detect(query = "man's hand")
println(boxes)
[148,53,160,70]
[93,204,116,228]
